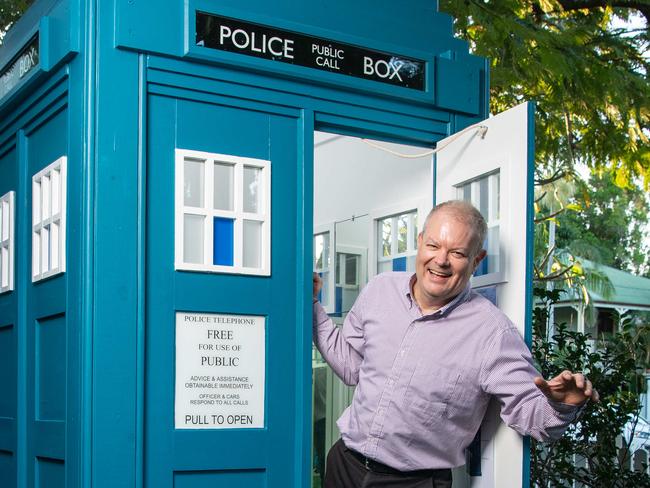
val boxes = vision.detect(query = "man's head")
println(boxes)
[413,200,487,311]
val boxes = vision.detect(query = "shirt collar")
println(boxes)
[405,274,472,318]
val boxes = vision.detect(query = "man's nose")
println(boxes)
[433,250,450,266]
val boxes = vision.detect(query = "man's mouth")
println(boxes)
[427,268,451,278]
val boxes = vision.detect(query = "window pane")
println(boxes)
[42,175,51,219]
[479,177,489,218]
[213,162,234,211]
[51,223,59,270]
[42,225,50,273]
[336,253,342,284]
[1,247,8,287]
[487,225,500,274]
[407,255,416,272]
[398,214,408,253]
[413,213,419,249]
[243,166,262,213]
[33,180,41,225]
[378,218,392,257]
[184,159,204,207]
[213,217,234,266]
[320,271,330,307]
[33,231,40,277]
[1,200,7,240]
[314,233,330,270]
[243,220,262,268]
[52,169,60,215]
[183,214,204,264]
[345,254,357,285]
[377,260,391,274]
[462,184,471,203]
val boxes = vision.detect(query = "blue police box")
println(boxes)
[0,1,536,487]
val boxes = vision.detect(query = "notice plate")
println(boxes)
[175,312,265,429]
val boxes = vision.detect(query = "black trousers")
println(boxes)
[324,439,453,488]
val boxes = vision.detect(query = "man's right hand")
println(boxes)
[313,272,322,301]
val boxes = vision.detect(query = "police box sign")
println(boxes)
[196,12,426,91]
[0,35,39,102]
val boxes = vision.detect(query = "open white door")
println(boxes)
[435,102,534,488]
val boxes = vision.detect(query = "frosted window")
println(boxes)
[243,220,262,268]
[0,191,14,293]
[176,150,270,275]
[377,260,392,274]
[456,171,500,278]
[213,162,234,211]
[183,214,204,264]
[243,166,262,213]
[398,214,408,253]
[184,159,205,207]
[314,233,330,270]
[32,157,66,282]
[345,254,357,285]
[376,210,418,276]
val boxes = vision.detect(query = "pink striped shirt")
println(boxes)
[313,272,579,470]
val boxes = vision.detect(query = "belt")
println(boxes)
[347,447,443,477]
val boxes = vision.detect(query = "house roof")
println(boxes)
[562,259,650,309]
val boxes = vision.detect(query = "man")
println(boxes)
[312,200,597,488]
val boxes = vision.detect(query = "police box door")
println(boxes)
[436,102,535,488]
[144,93,307,487]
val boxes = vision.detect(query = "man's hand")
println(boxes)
[313,272,322,301]
[534,370,600,406]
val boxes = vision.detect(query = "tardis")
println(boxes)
[0,1,535,487]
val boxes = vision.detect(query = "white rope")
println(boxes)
[361,123,488,159]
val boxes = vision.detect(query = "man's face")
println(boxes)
[414,210,486,310]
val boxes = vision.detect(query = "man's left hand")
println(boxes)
[534,370,600,406]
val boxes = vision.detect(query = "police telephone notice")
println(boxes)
[175,312,266,429]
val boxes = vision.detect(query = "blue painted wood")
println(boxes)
[522,101,537,488]
[0,135,18,488]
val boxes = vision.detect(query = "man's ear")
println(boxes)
[473,249,487,269]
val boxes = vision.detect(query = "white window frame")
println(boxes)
[314,223,335,314]
[369,199,427,278]
[0,191,15,293]
[455,170,503,287]
[174,149,271,276]
[32,156,67,282]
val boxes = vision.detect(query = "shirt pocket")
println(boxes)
[403,360,461,426]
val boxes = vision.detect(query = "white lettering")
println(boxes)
[219,25,232,45]
[268,37,284,57]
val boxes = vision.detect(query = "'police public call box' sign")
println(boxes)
[175,312,266,429]
[196,12,426,90]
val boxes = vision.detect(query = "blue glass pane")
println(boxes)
[392,256,407,272]
[213,217,234,266]
[335,286,343,314]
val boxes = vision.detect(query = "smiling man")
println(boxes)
[312,200,597,488]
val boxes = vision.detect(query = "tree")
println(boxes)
[555,173,650,275]
[532,288,650,487]
[0,0,32,43]
[440,0,650,190]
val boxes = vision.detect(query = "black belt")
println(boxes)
[347,447,445,478]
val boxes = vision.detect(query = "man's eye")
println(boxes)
[452,251,466,258]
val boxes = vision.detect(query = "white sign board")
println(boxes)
[175,312,265,429]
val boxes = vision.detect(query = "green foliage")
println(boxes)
[555,173,650,275]
[531,287,650,487]
[0,0,33,43]
[440,0,650,189]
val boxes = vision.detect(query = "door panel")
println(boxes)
[145,95,302,487]
[436,102,534,487]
